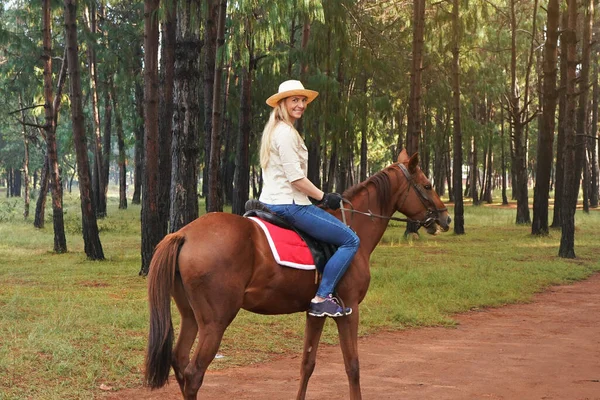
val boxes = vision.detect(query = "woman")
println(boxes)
[259,80,360,318]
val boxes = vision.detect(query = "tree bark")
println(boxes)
[158,0,177,234]
[43,0,67,252]
[407,0,424,157]
[559,0,578,259]
[591,57,599,208]
[532,0,559,235]
[140,0,161,274]
[169,0,201,232]
[85,2,106,218]
[34,154,49,228]
[207,0,227,212]
[451,0,464,234]
[64,0,104,259]
[203,0,218,207]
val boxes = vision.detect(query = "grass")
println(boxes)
[1,189,599,399]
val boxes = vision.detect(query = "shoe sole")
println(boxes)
[308,309,353,318]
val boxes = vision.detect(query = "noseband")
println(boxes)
[340,163,447,228]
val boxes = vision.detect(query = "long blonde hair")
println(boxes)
[259,101,294,169]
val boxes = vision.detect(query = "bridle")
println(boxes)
[340,162,447,229]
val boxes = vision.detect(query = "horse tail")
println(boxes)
[144,232,186,389]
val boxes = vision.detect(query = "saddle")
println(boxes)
[243,199,337,274]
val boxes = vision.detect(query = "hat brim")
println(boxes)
[266,89,319,108]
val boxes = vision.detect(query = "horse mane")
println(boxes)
[342,166,394,212]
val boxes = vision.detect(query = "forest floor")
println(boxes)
[103,273,600,400]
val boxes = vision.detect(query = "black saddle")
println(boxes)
[243,199,337,273]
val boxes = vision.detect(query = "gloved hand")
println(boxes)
[321,192,343,210]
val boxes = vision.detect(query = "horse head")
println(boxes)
[395,150,451,234]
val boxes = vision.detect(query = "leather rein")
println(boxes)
[339,163,447,228]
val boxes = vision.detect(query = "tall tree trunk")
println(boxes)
[576,0,592,213]
[551,12,569,228]
[111,83,127,210]
[559,0,578,258]
[509,0,531,224]
[470,135,479,204]
[406,0,425,235]
[169,0,201,232]
[232,23,253,215]
[207,0,227,212]
[452,0,464,234]
[532,0,559,235]
[43,0,67,252]
[64,0,104,259]
[85,2,106,218]
[140,0,161,274]
[158,0,177,234]
[203,0,218,207]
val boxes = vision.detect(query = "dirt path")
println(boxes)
[106,274,600,399]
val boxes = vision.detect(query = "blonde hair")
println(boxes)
[259,101,295,169]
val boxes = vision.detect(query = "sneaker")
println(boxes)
[308,295,352,317]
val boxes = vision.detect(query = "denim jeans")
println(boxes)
[267,204,360,298]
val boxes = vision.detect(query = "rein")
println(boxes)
[340,162,447,228]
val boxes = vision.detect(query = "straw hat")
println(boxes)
[266,80,319,107]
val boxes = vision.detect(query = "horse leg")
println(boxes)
[182,322,228,400]
[171,276,198,393]
[296,315,327,400]
[334,309,362,400]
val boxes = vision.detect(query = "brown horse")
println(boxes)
[145,150,450,400]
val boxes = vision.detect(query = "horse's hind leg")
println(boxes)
[334,309,362,400]
[296,315,326,400]
[171,275,198,393]
[182,322,229,400]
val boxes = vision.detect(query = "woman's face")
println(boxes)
[284,96,308,122]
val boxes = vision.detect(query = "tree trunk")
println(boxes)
[532,0,559,235]
[43,0,67,252]
[169,0,201,232]
[64,0,104,259]
[111,83,127,210]
[85,3,106,218]
[451,0,464,234]
[551,12,569,228]
[207,0,227,212]
[576,0,592,214]
[232,28,253,216]
[102,79,112,208]
[559,0,578,258]
[140,0,162,274]
[203,0,218,206]
[158,0,177,234]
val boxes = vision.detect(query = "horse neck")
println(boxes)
[344,172,405,256]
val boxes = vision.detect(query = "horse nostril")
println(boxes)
[447,216,452,225]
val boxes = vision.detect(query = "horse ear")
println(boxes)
[408,152,419,173]
[397,149,409,163]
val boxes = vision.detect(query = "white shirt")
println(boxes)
[259,122,312,205]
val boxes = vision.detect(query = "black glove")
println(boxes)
[321,192,343,210]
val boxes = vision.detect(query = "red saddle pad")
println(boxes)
[248,217,316,270]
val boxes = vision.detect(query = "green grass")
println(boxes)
[1,191,599,399]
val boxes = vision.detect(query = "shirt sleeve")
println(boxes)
[274,124,306,183]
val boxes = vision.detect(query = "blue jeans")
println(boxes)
[267,204,360,298]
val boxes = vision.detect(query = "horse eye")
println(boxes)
[424,184,432,190]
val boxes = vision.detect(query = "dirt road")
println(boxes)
[105,274,600,399]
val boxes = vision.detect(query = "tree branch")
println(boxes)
[8,104,45,115]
